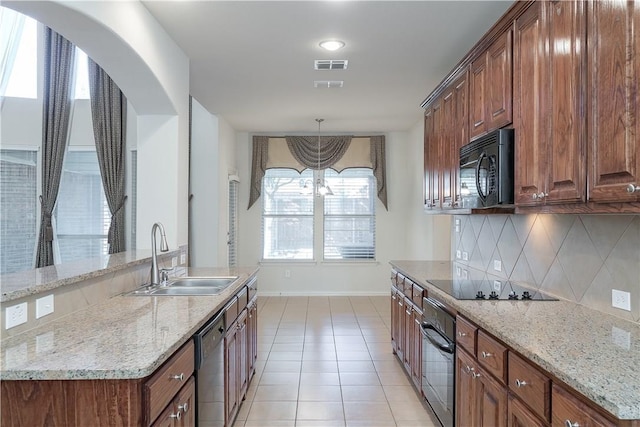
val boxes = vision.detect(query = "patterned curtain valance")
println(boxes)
[248,135,387,210]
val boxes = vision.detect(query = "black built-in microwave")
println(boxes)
[459,129,514,208]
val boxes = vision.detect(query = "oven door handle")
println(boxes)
[475,150,488,204]
[421,324,455,354]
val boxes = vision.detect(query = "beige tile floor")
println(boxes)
[232,296,440,427]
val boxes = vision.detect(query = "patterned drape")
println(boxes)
[35,27,76,268]
[248,135,387,210]
[88,58,127,254]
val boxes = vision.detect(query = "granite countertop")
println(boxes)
[390,260,640,421]
[0,249,181,303]
[0,267,258,381]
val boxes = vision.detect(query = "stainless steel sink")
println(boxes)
[125,276,238,296]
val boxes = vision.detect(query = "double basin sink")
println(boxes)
[127,276,238,296]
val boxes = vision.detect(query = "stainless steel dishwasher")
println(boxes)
[194,312,225,426]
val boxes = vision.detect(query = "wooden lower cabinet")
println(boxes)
[410,307,423,389]
[224,319,239,426]
[477,367,508,427]
[456,348,478,427]
[247,298,258,380]
[152,377,196,427]
[508,395,546,427]
[552,384,617,427]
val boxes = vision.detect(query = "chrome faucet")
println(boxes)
[150,222,169,285]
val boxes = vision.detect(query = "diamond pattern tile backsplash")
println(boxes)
[451,214,640,323]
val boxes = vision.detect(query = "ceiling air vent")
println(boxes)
[314,80,344,88]
[314,60,348,70]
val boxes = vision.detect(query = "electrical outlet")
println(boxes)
[36,294,54,319]
[462,251,469,261]
[171,257,178,268]
[493,260,502,272]
[455,219,461,233]
[612,289,631,311]
[493,280,502,292]
[456,250,462,259]
[285,269,291,278]
[5,303,28,329]
[180,253,186,265]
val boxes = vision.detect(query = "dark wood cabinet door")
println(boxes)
[430,100,443,209]
[441,88,455,208]
[452,72,469,207]
[403,299,413,371]
[248,299,258,379]
[410,309,422,389]
[176,377,196,427]
[424,109,435,209]
[470,53,488,139]
[514,1,546,206]
[391,290,399,353]
[237,309,249,402]
[456,349,478,427]
[224,322,238,426]
[546,0,586,204]
[588,0,640,203]
[508,395,546,427]
[551,384,616,427]
[477,367,508,427]
[487,29,513,131]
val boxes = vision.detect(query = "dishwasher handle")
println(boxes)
[421,323,455,355]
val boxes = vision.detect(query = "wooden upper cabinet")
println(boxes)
[514,0,586,206]
[441,88,455,208]
[470,29,513,140]
[588,0,640,204]
[452,72,469,208]
[424,109,434,209]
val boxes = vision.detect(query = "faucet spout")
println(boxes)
[151,222,169,285]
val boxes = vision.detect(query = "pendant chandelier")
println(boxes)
[315,118,333,197]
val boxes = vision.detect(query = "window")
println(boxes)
[0,149,38,274]
[54,149,109,263]
[1,8,37,99]
[324,168,376,260]
[228,177,239,267]
[261,168,376,261]
[262,168,314,260]
[73,48,90,99]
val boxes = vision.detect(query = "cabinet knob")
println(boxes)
[458,331,467,337]
[170,411,182,420]
[481,351,493,358]
[515,379,528,388]
[179,402,189,413]
[627,184,640,193]
[170,373,184,381]
[465,365,474,374]
[564,421,579,427]
[472,371,481,379]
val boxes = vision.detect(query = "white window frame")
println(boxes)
[261,168,376,263]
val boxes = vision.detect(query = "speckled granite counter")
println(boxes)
[0,249,181,303]
[390,260,640,420]
[0,267,258,381]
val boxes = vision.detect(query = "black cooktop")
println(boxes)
[427,279,558,301]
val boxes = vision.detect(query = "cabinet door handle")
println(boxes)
[481,351,493,358]
[515,379,528,388]
[170,410,182,420]
[406,309,412,315]
[627,184,640,193]
[170,373,184,381]
[179,402,189,413]
[564,421,579,427]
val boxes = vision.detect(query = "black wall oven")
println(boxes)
[421,297,456,427]
[459,128,514,208]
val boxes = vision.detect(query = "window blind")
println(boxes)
[262,168,314,260]
[228,178,239,267]
[0,149,37,274]
[323,168,376,260]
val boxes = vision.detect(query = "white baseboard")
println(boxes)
[258,291,390,297]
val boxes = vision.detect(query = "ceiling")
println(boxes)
[142,1,512,133]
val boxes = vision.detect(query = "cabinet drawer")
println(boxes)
[248,277,258,302]
[225,296,239,329]
[477,330,507,383]
[237,286,248,313]
[508,352,550,422]
[403,277,413,299]
[145,340,195,425]
[455,316,477,354]
[552,384,616,427]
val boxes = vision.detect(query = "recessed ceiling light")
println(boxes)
[319,40,345,51]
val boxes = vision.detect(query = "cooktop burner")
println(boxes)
[426,279,558,301]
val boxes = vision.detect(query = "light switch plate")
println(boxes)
[493,260,502,272]
[36,294,54,319]
[171,257,178,268]
[456,250,461,259]
[462,251,469,261]
[180,253,186,264]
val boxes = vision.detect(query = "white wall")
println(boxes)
[236,131,422,296]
